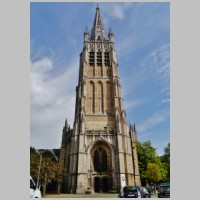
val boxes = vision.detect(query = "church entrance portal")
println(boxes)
[91,141,112,193]
[102,177,109,192]
[94,177,100,193]
[94,176,109,193]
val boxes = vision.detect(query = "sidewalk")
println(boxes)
[44,193,118,198]
[44,192,158,198]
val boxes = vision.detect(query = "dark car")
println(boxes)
[118,186,151,198]
[158,182,170,198]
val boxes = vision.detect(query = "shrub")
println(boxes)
[85,187,92,194]
[108,186,117,193]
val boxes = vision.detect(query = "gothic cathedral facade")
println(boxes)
[59,5,141,194]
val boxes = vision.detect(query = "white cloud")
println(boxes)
[136,44,170,102]
[160,99,170,105]
[124,98,147,110]
[142,44,170,83]
[30,56,79,149]
[138,132,156,139]
[101,3,132,20]
[137,109,169,133]
[111,4,125,19]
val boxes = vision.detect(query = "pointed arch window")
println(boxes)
[104,52,110,66]
[89,82,95,113]
[98,82,103,113]
[89,51,94,66]
[106,66,110,77]
[97,35,101,40]
[67,156,70,173]
[89,51,95,77]
[94,150,100,172]
[97,51,102,66]
[101,150,108,172]
[93,148,108,172]
[106,82,113,113]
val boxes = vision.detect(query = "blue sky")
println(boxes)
[30,2,170,156]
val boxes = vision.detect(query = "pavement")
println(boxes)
[44,192,158,198]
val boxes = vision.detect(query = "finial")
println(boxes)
[65,118,68,127]
[108,27,114,42]
[96,3,99,10]
[84,26,89,34]
[133,123,137,133]
[109,27,113,35]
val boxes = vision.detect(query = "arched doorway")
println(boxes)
[94,177,100,193]
[102,177,109,192]
[90,141,113,193]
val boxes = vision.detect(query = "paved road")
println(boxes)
[44,193,158,198]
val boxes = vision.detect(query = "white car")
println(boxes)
[30,176,42,198]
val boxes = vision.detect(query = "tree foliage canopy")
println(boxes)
[146,163,161,182]
[30,147,40,181]
[136,141,169,185]
[30,147,63,195]
[161,142,170,181]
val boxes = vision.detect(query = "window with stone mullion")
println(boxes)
[98,83,103,113]
[104,52,110,66]
[97,52,102,66]
[89,51,94,66]
[101,150,108,172]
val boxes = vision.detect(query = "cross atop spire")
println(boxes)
[90,4,107,40]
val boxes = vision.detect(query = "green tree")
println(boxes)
[136,141,168,185]
[39,150,58,196]
[146,163,161,193]
[136,141,158,185]
[30,148,61,196]
[30,147,40,181]
[161,142,170,181]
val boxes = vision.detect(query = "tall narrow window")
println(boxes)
[106,66,110,77]
[104,52,110,66]
[98,65,102,77]
[106,82,112,113]
[101,150,108,172]
[98,82,103,113]
[97,51,102,70]
[67,156,70,173]
[89,51,94,66]
[94,150,100,172]
[90,65,94,77]
[89,82,95,113]
[89,51,95,77]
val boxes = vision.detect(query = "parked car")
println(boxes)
[158,182,170,198]
[30,176,42,198]
[139,186,151,198]
[118,186,151,198]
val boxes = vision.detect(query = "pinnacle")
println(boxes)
[84,26,89,34]
[90,4,107,40]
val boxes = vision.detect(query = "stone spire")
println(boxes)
[133,123,137,133]
[65,118,68,128]
[108,27,113,36]
[84,26,89,42]
[90,4,107,40]
[108,27,114,42]
[84,26,89,34]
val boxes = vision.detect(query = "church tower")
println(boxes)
[59,5,141,194]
